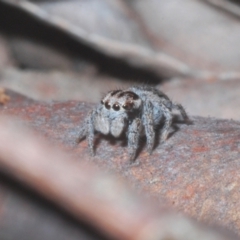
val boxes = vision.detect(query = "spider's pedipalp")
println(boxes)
[111,115,126,137]
[94,109,110,135]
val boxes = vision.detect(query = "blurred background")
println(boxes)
[0,0,240,119]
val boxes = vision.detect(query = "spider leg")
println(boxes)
[143,101,155,154]
[160,104,173,143]
[86,110,96,156]
[128,118,142,161]
[77,110,96,156]
[172,103,190,122]
[76,122,87,143]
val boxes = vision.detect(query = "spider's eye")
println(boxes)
[113,104,120,111]
[105,102,111,109]
[122,102,132,110]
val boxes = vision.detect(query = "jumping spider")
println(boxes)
[77,85,190,161]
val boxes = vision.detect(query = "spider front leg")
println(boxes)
[143,101,155,154]
[127,118,142,161]
[77,110,96,156]
[76,124,87,143]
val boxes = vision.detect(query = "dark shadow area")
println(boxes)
[94,133,126,149]
[229,0,240,5]
[204,0,240,20]
[0,2,163,84]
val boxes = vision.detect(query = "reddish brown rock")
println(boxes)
[0,89,240,237]
[0,90,239,240]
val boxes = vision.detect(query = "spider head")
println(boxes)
[101,90,142,113]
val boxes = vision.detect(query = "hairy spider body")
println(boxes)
[77,86,189,161]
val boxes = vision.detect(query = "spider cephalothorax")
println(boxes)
[77,86,190,161]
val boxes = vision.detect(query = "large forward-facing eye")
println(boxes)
[105,102,111,109]
[122,102,133,110]
[113,104,120,111]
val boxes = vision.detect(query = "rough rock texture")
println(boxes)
[0,90,240,237]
